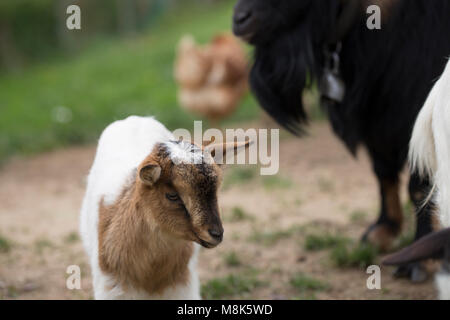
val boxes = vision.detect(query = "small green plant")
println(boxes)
[249,225,305,246]
[317,177,335,193]
[201,272,262,300]
[330,242,378,268]
[387,201,415,251]
[403,201,414,217]
[304,87,325,121]
[350,210,368,223]
[228,207,254,223]
[224,251,242,267]
[34,238,54,253]
[0,234,11,253]
[7,285,19,298]
[304,234,349,251]
[271,267,283,275]
[64,231,80,244]
[290,273,329,293]
[262,175,292,190]
[394,229,415,251]
[249,229,293,246]
[231,232,241,241]
[223,168,257,190]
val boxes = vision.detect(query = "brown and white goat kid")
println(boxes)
[384,60,450,299]
[80,116,250,299]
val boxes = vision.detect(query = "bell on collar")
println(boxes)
[320,69,346,103]
[319,49,346,103]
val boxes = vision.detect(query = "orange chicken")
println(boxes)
[174,33,248,124]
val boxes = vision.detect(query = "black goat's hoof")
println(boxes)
[361,223,398,252]
[393,263,428,283]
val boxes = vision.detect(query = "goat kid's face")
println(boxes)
[233,0,314,44]
[137,140,250,249]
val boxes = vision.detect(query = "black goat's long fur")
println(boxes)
[237,0,450,271]
[251,0,450,160]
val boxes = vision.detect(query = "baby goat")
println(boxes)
[80,116,249,299]
[384,60,450,299]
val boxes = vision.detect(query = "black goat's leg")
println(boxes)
[362,175,403,251]
[393,172,437,282]
[361,150,404,252]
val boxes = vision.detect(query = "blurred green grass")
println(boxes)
[0,0,259,164]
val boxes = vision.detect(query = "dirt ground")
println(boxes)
[0,122,438,300]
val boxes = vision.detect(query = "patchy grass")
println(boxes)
[330,242,378,268]
[393,201,416,250]
[224,251,242,267]
[223,169,293,191]
[350,210,369,224]
[402,201,416,231]
[290,273,329,293]
[304,233,350,252]
[395,229,415,251]
[34,238,54,253]
[0,234,12,253]
[230,232,241,241]
[227,207,254,223]
[403,201,415,217]
[63,231,80,244]
[6,285,19,299]
[201,272,262,300]
[249,229,294,246]
[317,177,335,193]
[262,175,293,190]
[270,267,283,275]
[222,167,258,190]
[304,87,325,121]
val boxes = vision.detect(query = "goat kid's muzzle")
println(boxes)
[195,225,224,249]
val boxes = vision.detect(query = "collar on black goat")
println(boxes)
[320,0,360,104]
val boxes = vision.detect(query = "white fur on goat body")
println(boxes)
[79,116,201,300]
[409,60,450,227]
[409,59,450,300]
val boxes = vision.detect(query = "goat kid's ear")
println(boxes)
[139,164,161,187]
[205,139,253,164]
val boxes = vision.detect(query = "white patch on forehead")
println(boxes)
[165,141,213,165]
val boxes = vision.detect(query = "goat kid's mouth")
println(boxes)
[199,239,217,249]
[194,233,222,249]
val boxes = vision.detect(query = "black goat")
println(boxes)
[233,0,450,281]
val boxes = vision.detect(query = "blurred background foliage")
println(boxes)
[0,0,172,71]
[0,0,259,164]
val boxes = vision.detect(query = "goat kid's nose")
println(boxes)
[208,228,224,241]
[233,10,252,25]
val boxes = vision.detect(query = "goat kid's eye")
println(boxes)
[166,192,180,202]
